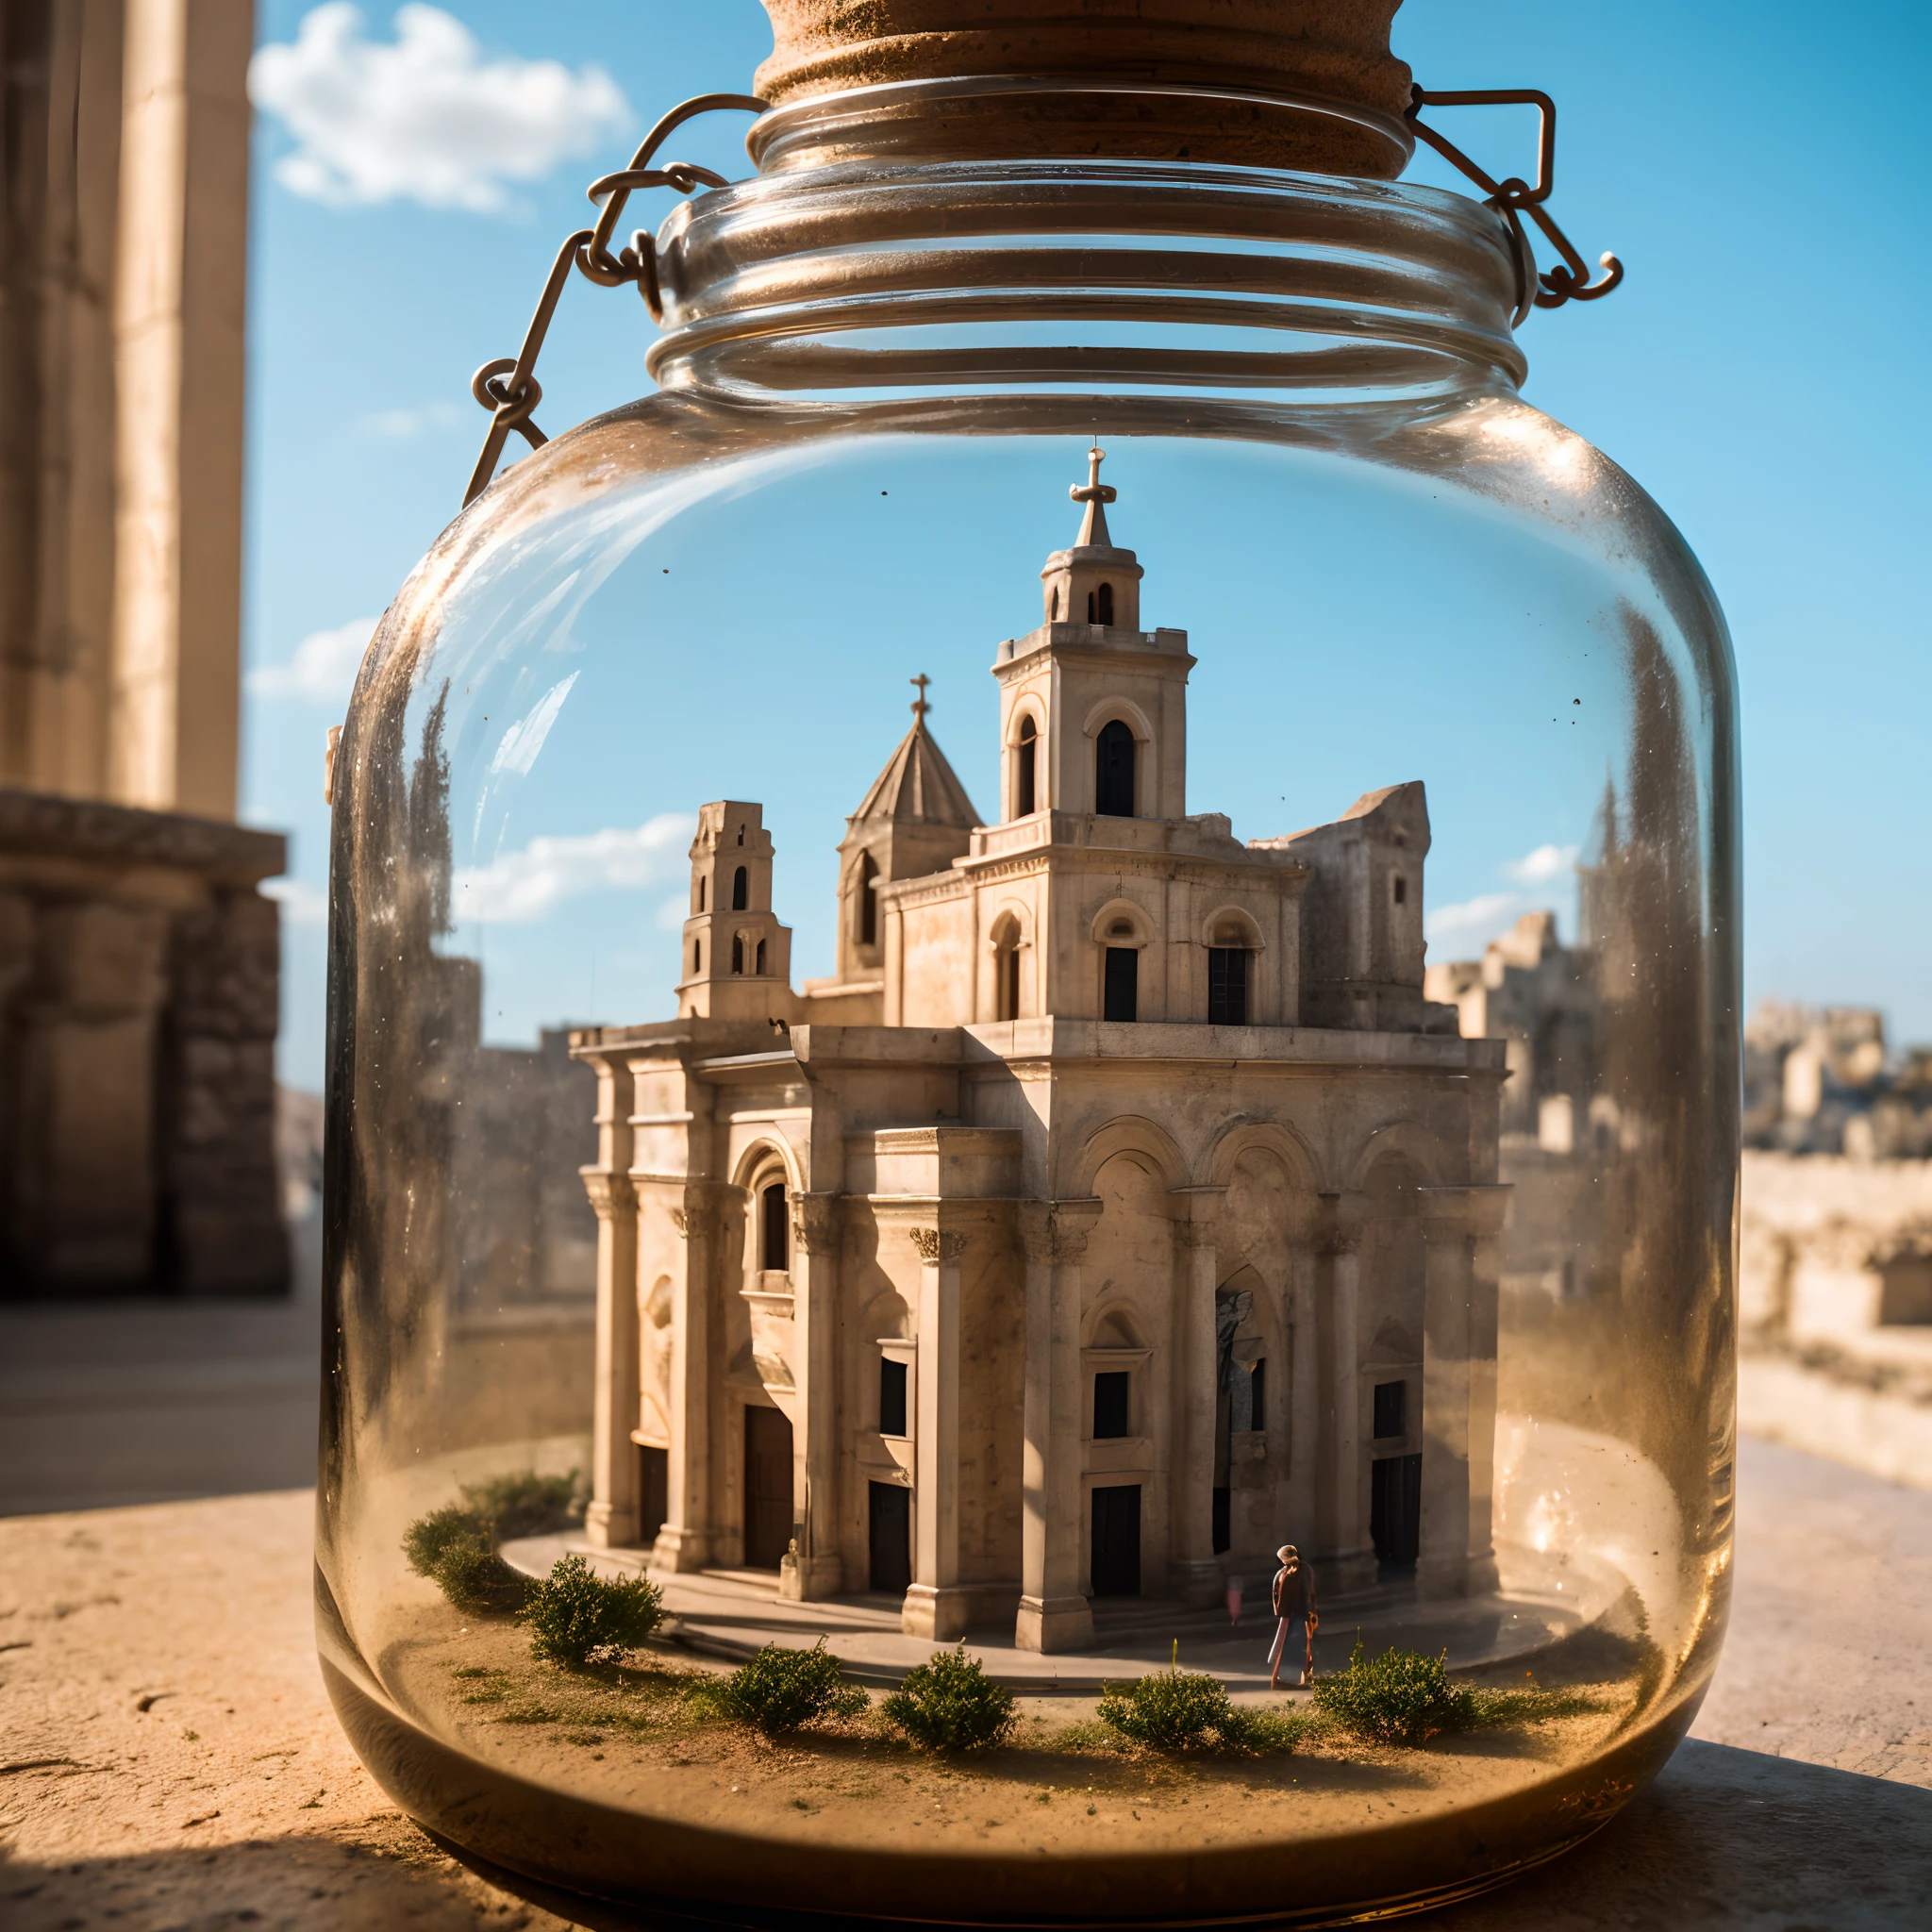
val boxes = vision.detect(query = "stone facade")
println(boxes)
[575,455,1507,1649]
[0,787,283,1294]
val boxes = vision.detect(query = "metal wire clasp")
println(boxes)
[462,92,767,508]
[1406,86,1624,327]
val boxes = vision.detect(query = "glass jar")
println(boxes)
[318,57,1738,1932]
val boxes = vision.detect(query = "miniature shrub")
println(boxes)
[433,1537,530,1615]
[403,1505,488,1580]
[1098,1667,1257,1751]
[881,1646,1017,1753]
[523,1554,664,1667]
[1311,1641,1480,1746]
[460,1469,582,1542]
[708,1641,868,1737]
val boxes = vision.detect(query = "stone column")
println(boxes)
[1282,1243,1321,1557]
[1015,1199,1101,1652]
[780,1191,845,1601]
[904,1225,970,1638]
[579,1047,638,1548]
[1167,1189,1226,1605]
[1316,1192,1376,1594]
[110,0,252,818]
[655,1186,724,1573]
[1419,1185,1508,1598]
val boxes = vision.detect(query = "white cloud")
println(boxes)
[453,813,695,924]
[1425,891,1526,958]
[358,400,465,438]
[1504,841,1580,886]
[248,615,378,706]
[655,893,691,931]
[263,877,330,925]
[249,4,629,214]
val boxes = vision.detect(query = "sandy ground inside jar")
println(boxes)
[375,1604,1638,1858]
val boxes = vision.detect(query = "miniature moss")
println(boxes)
[522,1553,664,1667]
[708,1641,869,1737]
[402,1504,488,1580]
[432,1536,530,1615]
[880,1646,1017,1753]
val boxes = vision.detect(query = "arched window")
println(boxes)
[732,865,748,910]
[857,851,878,946]
[736,824,745,846]
[1208,943,1250,1024]
[1096,581,1114,625]
[730,935,743,974]
[1015,715,1037,817]
[992,920,1024,1021]
[1095,720,1136,817]
[760,1179,789,1271]
[693,938,702,974]
[755,938,767,974]
[697,874,707,911]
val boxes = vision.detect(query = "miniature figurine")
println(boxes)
[1269,1544,1318,1690]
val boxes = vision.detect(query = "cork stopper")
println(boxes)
[754,2,1414,178]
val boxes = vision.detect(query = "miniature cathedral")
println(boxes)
[574,452,1506,1652]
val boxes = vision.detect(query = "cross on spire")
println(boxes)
[1069,441,1117,546]
[909,673,931,723]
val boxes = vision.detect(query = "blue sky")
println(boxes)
[244,1,1931,1087]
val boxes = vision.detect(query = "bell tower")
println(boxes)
[995,446,1193,824]
[678,802,795,1021]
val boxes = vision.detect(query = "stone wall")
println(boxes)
[0,786,285,1296]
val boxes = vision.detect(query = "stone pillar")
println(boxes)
[655,1186,724,1573]
[1282,1243,1321,1558]
[1419,1185,1507,1598]
[1315,1193,1377,1595]
[579,1047,638,1549]
[1015,1198,1101,1652]
[903,1225,970,1638]
[110,0,252,817]
[780,1191,845,1601]
[1168,1189,1225,1605]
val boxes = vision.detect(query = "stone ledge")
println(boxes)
[0,784,285,884]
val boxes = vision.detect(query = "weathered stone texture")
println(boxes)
[0,786,285,1296]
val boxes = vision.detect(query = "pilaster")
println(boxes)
[651,1179,734,1573]
[902,1225,971,1638]
[1315,1191,1377,1595]
[1015,1198,1102,1652]
[1167,1187,1226,1605]
[779,1191,845,1601]
[582,1170,639,1550]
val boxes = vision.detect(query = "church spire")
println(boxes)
[1070,442,1117,548]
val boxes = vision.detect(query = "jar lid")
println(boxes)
[755,1,1415,178]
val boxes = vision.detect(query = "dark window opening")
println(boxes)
[1248,1357,1266,1426]
[857,851,878,945]
[1103,946,1138,1023]
[732,865,748,910]
[879,1357,908,1438]
[1015,717,1037,816]
[1096,581,1114,624]
[755,938,767,974]
[730,935,743,974]
[1373,1379,1407,1441]
[1392,875,1407,905]
[693,939,702,974]
[1091,1484,1141,1595]
[1371,1452,1423,1569]
[1095,720,1136,817]
[868,1480,910,1593]
[1211,1486,1231,1555]
[698,875,707,911]
[637,1444,668,1546]
[737,824,744,845]
[1092,1371,1131,1440]
[1208,947,1249,1024]
[1001,944,1021,1022]
[760,1179,789,1271]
